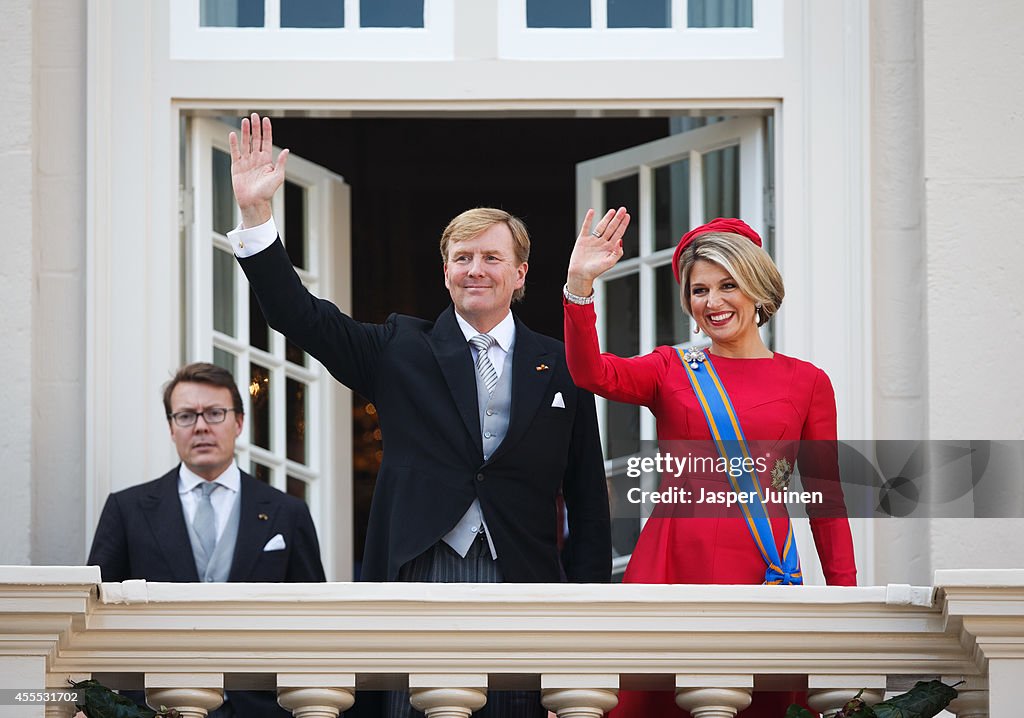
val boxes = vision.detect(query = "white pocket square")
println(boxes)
[551,391,566,409]
[263,533,286,552]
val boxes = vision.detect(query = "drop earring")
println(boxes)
[754,304,762,324]
[692,323,701,335]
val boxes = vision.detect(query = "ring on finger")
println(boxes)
[590,229,604,238]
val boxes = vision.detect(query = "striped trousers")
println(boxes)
[382,535,546,718]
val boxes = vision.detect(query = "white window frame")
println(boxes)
[578,116,766,445]
[170,0,455,60]
[498,0,782,60]
[577,116,767,576]
[189,117,351,578]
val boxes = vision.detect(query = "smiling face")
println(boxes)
[688,259,761,351]
[443,222,528,333]
[167,381,244,481]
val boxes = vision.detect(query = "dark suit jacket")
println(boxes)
[87,468,326,718]
[240,238,611,583]
[88,468,326,583]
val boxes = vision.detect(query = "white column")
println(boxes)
[943,674,987,718]
[807,674,885,717]
[0,656,45,718]
[409,674,487,718]
[277,673,356,718]
[145,673,223,718]
[541,674,618,717]
[675,675,752,718]
[986,659,1023,718]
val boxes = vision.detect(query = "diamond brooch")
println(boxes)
[683,348,707,370]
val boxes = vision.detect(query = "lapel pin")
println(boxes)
[258,513,269,521]
[536,364,550,371]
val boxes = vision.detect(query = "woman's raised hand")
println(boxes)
[566,207,631,297]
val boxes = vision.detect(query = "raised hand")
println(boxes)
[228,113,290,228]
[566,207,631,297]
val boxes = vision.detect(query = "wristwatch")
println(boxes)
[563,283,595,305]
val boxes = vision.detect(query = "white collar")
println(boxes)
[454,310,516,353]
[178,460,241,495]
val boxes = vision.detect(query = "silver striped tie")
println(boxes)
[193,481,219,558]
[469,334,498,395]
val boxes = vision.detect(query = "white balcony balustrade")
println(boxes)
[1,567,1022,718]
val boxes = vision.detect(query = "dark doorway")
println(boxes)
[269,116,674,575]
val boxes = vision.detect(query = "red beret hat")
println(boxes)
[671,217,762,283]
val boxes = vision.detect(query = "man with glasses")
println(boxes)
[88,362,325,718]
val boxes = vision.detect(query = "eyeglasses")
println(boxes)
[167,407,238,427]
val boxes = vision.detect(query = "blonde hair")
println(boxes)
[439,208,530,303]
[677,232,784,326]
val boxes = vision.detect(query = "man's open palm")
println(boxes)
[228,113,289,228]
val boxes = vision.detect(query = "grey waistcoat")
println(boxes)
[442,348,514,558]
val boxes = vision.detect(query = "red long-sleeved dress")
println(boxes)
[564,299,857,717]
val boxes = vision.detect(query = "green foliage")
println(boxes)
[785,680,958,718]
[71,679,179,718]
[870,681,959,718]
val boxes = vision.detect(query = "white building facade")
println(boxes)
[2,0,1022,585]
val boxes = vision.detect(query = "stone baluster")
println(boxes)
[145,673,223,718]
[408,674,487,718]
[277,673,357,718]
[541,674,619,718]
[675,675,753,718]
[46,673,90,718]
[807,674,885,717]
[944,675,988,718]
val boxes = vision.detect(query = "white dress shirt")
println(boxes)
[453,309,515,381]
[177,461,241,542]
[228,217,279,258]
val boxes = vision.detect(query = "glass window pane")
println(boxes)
[702,145,740,221]
[286,339,307,367]
[608,464,642,558]
[654,157,690,251]
[286,378,308,464]
[608,0,670,28]
[281,0,344,28]
[250,363,272,450]
[284,180,307,269]
[361,0,424,28]
[603,174,640,260]
[213,347,237,377]
[201,0,265,27]
[252,462,272,483]
[212,148,235,236]
[655,263,690,347]
[249,288,270,352]
[688,0,753,28]
[527,0,590,28]
[603,273,640,456]
[287,475,308,501]
[213,248,236,337]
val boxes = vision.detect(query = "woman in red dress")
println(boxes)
[562,208,857,717]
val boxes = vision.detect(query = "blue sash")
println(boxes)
[676,348,802,585]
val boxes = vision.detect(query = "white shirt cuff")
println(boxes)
[227,217,279,258]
